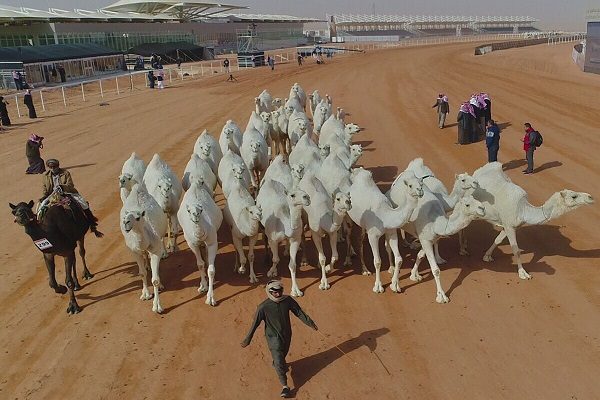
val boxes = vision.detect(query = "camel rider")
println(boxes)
[39,159,99,231]
[241,280,318,398]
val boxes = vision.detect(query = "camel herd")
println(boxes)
[118,82,594,313]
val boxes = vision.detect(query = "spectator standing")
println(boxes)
[241,280,318,399]
[485,119,500,162]
[23,89,37,118]
[57,65,66,82]
[147,70,156,88]
[176,56,182,68]
[0,96,11,126]
[12,70,22,90]
[482,93,492,125]
[432,93,450,129]
[456,102,474,145]
[223,58,230,73]
[269,56,275,71]
[522,122,536,174]
[25,134,45,174]
[156,68,165,89]
[297,53,303,65]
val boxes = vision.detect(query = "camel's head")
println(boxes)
[231,164,246,180]
[271,109,280,121]
[284,104,295,117]
[336,108,346,121]
[297,119,307,133]
[290,163,305,181]
[454,173,479,193]
[121,210,145,233]
[246,205,262,221]
[186,203,203,224]
[223,127,234,140]
[288,188,310,207]
[273,154,287,166]
[317,103,329,116]
[250,141,262,153]
[457,195,486,218]
[402,176,424,199]
[9,200,35,225]
[157,177,173,198]
[199,142,211,157]
[345,123,362,136]
[272,98,283,108]
[319,144,331,158]
[189,172,206,189]
[119,173,135,189]
[260,111,271,124]
[333,192,352,213]
[558,190,594,208]
[349,144,363,164]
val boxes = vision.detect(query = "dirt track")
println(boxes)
[1,41,599,400]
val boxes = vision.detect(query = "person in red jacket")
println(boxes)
[522,122,536,174]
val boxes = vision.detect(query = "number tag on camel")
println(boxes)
[34,238,53,251]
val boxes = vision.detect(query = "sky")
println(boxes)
[1,0,598,30]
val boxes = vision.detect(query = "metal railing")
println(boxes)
[547,33,586,45]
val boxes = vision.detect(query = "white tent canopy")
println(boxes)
[104,0,247,20]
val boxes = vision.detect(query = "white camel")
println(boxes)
[218,149,252,198]
[269,107,289,157]
[256,179,311,297]
[194,130,222,177]
[348,168,423,293]
[299,172,352,290]
[143,154,183,254]
[289,134,329,177]
[468,162,594,279]
[245,110,272,149]
[223,173,262,283]
[308,90,322,118]
[219,120,243,156]
[177,178,223,306]
[289,82,307,110]
[255,89,273,114]
[182,153,217,194]
[312,99,333,135]
[241,127,269,189]
[119,152,146,203]
[260,155,302,190]
[120,183,168,313]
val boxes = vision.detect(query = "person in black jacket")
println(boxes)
[24,89,37,118]
[456,102,474,145]
[0,96,11,126]
[241,280,318,398]
[485,119,500,162]
[432,94,450,128]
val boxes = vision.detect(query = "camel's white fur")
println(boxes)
[119,152,146,203]
[182,153,217,194]
[193,130,222,177]
[218,149,252,199]
[255,89,274,114]
[219,120,243,156]
[241,127,269,189]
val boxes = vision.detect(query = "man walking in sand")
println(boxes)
[522,122,537,174]
[241,280,318,398]
[432,93,449,129]
[485,119,500,162]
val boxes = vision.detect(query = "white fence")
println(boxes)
[548,33,587,45]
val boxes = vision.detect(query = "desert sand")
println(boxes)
[1,41,599,400]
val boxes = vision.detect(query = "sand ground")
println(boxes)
[1,41,599,400]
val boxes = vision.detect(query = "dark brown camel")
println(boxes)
[10,199,103,314]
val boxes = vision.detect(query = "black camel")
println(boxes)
[10,200,103,314]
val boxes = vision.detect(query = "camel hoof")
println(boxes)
[54,285,68,294]
[152,304,163,314]
[372,284,384,294]
[301,260,309,267]
[161,252,169,260]
[83,272,94,280]
[237,266,246,274]
[266,268,278,278]
[197,285,208,294]
[390,283,402,293]
[459,249,470,256]
[319,281,330,290]
[362,268,372,276]
[73,283,82,291]
[387,266,394,274]
[290,288,303,297]
[436,292,450,304]
[205,297,217,307]
[249,274,259,284]
[518,270,532,280]
[482,255,494,262]
[324,264,332,273]
[66,302,82,314]
[410,273,423,282]
[436,258,447,265]
[343,258,352,267]
[140,290,153,300]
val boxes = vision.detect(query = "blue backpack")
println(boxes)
[531,130,543,147]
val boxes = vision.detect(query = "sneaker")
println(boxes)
[280,387,291,398]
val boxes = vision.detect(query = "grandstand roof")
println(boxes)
[104,1,247,19]
[210,13,322,23]
[0,4,175,22]
[331,14,538,25]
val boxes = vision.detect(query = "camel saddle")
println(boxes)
[38,193,78,221]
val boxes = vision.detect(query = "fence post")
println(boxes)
[62,86,66,107]
[99,79,104,98]
[39,90,45,112]
[15,95,21,117]
[130,73,134,90]
[201,63,204,76]
[116,77,120,94]
[169,69,172,82]
[81,83,85,101]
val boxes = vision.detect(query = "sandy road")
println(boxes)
[0,41,598,399]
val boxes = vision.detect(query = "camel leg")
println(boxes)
[149,253,163,313]
[384,236,394,274]
[387,231,403,293]
[312,231,329,290]
[483,230,507,262]
[189,245,207,293]
[278,138,287,157]
[400,229,411,247]
[422,240,449,303]
[458,229,470,256]
[134,252,152,300]
[64,252,81,314]
[232,234,247,275]
[171,215,180,252]
[343,218,355,267]
[266,240,280,278]
[410,249,426,282]
[368,232,384,293]
[44,253,67,294]
[358,228,370,275]
[77,237,94,280]
[248,235,259,283]
[288,238,303,297]
[504,227,531,280]
[327,231,339,274]
[300,223,308,266]
[434,242,447,265]
[205,242,218,306]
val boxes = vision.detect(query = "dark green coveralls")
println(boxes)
[243,296,316,385]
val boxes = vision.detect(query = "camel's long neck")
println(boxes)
[321,207,346,233]
[24,220,48,241]
[447,180,463,208]
[434,209,474,236]
[521,192,563,225]
[287,204,303,236]
[238,210,260,237]
[382,197,417,230]
[191,218,210,241]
